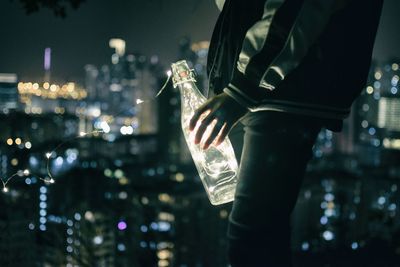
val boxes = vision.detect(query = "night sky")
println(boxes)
[0,0,399,82]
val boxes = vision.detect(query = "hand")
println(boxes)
[189,91,248,150]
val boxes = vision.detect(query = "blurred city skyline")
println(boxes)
[1,2,400,265]
[0,0,399,82]
[0,0,219,82]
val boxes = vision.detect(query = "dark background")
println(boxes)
[0,0,399,81]
[1,1,400,266]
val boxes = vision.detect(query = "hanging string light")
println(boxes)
[2,70,173,193]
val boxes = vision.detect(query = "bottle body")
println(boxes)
[171,60,238,205]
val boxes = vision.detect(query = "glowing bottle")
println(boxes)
[171,60,238,205]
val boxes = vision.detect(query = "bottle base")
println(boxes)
[208,183,237,206]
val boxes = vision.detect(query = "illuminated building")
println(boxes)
[0,73,19,113]
[134,59,159,134]
[84,64,99,101]
[356,60,400,165]
[18,81,87,115]
[82,40,161,138]
[18,82,87,101]
[358,61,400,132]
[97,65,111,105]
[44,47,51,82]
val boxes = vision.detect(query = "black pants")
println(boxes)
[227,111,322,267]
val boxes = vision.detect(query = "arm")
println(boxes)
[224,0,338,111]
[190,0,342,149]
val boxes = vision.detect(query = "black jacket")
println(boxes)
[207,0,383,131]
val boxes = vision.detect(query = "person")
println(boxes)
[188,0,384,266]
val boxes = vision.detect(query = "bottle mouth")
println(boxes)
[171,60,197,88]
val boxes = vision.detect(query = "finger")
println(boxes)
[189,105,211,131]
[213,122,227,145]
[194,114,216,144]
[203,120,225,150]
[215,123,231,146]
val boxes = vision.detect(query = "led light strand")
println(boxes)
[1,169,50,192]
[2,70,173,192]
[45,130,105,184]
[135,70,172,105]
[1,131,104,193]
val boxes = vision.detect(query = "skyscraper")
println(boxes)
[356,60,400,165]
[44,47,52,82]
[0,73,18,113]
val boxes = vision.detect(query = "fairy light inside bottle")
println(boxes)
[171,60,238,205]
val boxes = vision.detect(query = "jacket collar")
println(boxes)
[215,0,225,11]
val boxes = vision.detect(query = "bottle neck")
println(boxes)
[178,82,205,101]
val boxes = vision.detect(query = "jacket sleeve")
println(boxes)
[223,0,338,111]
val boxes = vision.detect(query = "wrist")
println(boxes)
[223,87,252,112]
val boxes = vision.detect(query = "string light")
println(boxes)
[0,168,56,193]
[44,178,55,184]
[44,130,104,185]
[1,172,20,192]
[155,71,172,98]
[1,131,104,192]
[135,70,172,105]
[1,70,174,193]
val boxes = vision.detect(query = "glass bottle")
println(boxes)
[171,60,238,205]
